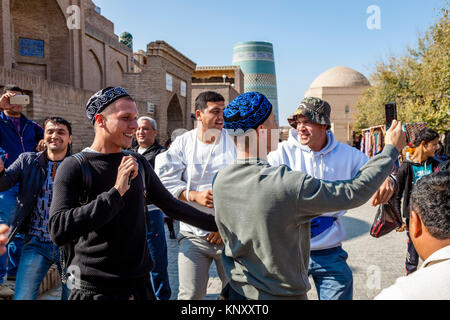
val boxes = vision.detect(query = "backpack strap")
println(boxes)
[72,152,91,205]
[122,150,151,232]
[59,152,91,285]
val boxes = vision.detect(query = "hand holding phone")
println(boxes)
[9,95,30,105]
[385,103,397,131]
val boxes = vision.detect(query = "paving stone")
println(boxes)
[39,201,413,300]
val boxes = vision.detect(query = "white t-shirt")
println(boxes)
[155,129,237,237]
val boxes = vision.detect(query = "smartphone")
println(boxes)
[9,95,30,105]
[385,102,397,130]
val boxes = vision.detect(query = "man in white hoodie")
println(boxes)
[268,97,396,300]
[155,91,236,300]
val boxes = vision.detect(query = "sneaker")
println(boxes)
[0,284,14,300]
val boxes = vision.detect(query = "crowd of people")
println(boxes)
[0,84,448,301]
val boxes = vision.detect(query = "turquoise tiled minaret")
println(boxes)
[232,41,279,124]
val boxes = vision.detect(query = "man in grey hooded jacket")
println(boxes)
[268,97,396,300]
[213,92,406,300]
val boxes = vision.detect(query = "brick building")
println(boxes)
[0,0,201,151]
[191,65,244,114]
[305,66,371,144]
[126,41,197,143]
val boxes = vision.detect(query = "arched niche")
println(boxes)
[166,94,184,137]
[85,49,103,91]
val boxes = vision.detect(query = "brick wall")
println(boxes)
[11,0,71,85]
[1,67,149,153]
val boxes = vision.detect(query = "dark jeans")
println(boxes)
[405,219,419,275]
[308,246,353,300]
[147,208,171,300]
[14,237,70,300]
[0,185,23,283]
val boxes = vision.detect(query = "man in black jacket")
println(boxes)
[49,87,217,300]
[0,117,72,300]
[0,85,44,293]
[134,116,171,300]
[394,128,440,275]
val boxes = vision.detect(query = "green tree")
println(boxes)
[356,5,450,133]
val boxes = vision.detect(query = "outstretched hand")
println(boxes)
[385,120,407,152]
[191,190,214,209]
[370,177,395,206]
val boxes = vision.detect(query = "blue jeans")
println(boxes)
[0,184,24,283]
[308,246,353,300]
[147,208,171,300]
[14,237,70,300]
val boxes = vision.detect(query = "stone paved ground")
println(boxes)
[38,201,412,300]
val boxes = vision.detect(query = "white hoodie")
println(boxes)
[268,128,369,250]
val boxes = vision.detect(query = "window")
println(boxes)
[345,105,350,113]
[146,102,155,114]
[180,81,186,97]
[166,74,173,92]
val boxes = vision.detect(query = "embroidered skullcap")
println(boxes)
[224,92,273,136]
[86,87,131,124]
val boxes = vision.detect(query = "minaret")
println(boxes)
[232,41,279,124]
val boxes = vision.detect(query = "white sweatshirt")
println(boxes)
[268,129,369,250]
[154,128,237,237]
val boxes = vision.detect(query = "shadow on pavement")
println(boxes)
[341,216,371,240]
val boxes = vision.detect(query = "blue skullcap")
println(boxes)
[224,92,273,136]
[86,87,131,124]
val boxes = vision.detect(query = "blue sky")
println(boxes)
[94,0,446,126]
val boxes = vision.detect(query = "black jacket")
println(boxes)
[133,141,165,169]
[393,157,440,220]
[0,151,67,243]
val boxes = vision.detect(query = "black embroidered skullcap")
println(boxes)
[86,87,131,124]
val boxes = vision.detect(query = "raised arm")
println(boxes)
[297,144,399,220]
[0,153,25,192]
[297,121,406,221]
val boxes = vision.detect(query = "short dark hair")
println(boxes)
[413,128,439,147]
[43,117,72,136]
[195,91,224,112]
[3,85,23,94]
[410,171,450,240]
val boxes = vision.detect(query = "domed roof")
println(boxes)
[309,66,370,88]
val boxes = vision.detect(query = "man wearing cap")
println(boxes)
[213,92,405,300]
[48,87,218,300]
[267,97,396,300]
